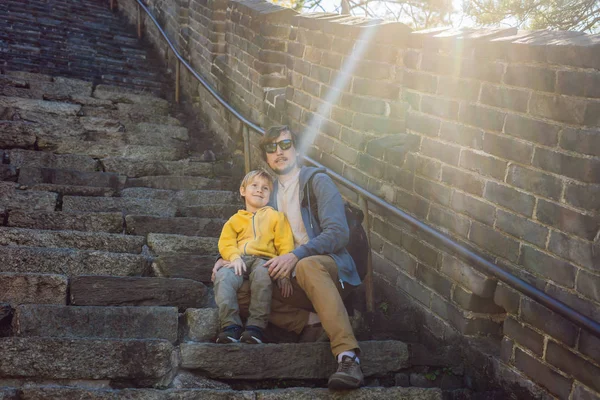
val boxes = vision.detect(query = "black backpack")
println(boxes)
[303,174,369,282]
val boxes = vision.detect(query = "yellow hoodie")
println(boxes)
[218,206,294,261]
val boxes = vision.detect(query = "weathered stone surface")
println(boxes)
[94,85,170,110]
[0,121,38,148]
[40,141,185,161]
[45,76,93,99]
[120,188,240,206]
[0,227,144,253]
[13,305,178,342]
[179,205,241,218]
[7,149,98,171]
[147,234,219,255]
[0,97,81,116]
[18,167,126,189]
[440,256,497,298]
[63,196,177,217]
[0,337,175,386]
[29,184,117,197]
[0,273,67,306]
[16,387,441,399]
[126,216,225,237]
[181,341,409,379]
[171,371,231,390]
[100,157,214,178]
[0,246,148,276]
[80,117,125,133]
[256,387,442,399]
[181,308,219,342]
[7,210,123,233]
[125,176,223,191]
[0,184,58,212]
[70,276,207,309]
[0,303,11,322]
[0,165,17,181]
[151,255,214,282]
[130,123,189,144]
[0,388,17,400]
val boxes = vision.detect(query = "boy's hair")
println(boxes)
[259,125,299,162]
[240,169,273,195]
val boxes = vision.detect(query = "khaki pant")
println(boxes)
[214,256,272,329]
[237,255,359,357]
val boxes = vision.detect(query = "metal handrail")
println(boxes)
[119,0,600,337]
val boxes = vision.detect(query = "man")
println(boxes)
[213,125,364,389]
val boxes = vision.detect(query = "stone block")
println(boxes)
[450,191,496,225]
[458,103,505,132]
[0,97,81,116]
[420,95,459,120]
[0,337,175,387]
[579,330,600,364]
[529,93,586,125]
[181,308,219,342]
[0,246,148,276]
[416,264,452,299]
[493,283,520,314]
[406,111,440,137]
[421,138,460,166]
[565,182,600,214]
[469,222,520,263]
[0,185,58,212]
[521,298,578,347]
[13,305,178,342]
[504,65,555,92]
[495,210,548,248]
[503,114,559,147]
[484,182,535,217]
[556,70,600,98]
[536,199,598,241]
[480,84,529,113]
[533,147,600,184]
[507,165,563,202]
[7,210,123,233]
[482,133,533,165]
[560,127,600,157]
[519,244,576,288]
[548,231,596,271]
[440,256,496,298]
[427,205,470,237]
[403,71,438,93]
[126,216,225,237]
[504,317,543,356]
[546,341,600,393]
[147,233,218,255]
[576,270,600,303]
[439,121,483,149]
[431,295,502,336]
[452,286,504,313]
[0,273,67,306]
[124,176,223,191]
[459,150,507,180]
[62,196,177,217]
[181,340,409,379]
[101,158,214,178]
[70,276,207,310]
[514,347,572,399]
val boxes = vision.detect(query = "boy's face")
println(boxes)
[240,176,271,213]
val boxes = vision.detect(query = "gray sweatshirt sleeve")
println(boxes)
[292,173,349,260]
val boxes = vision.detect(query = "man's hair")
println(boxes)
[240,169,273,195]
[259,125,298,161]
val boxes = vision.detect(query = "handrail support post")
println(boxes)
[110,0,115,11]
[175,60,181,104]
[242,125,251,174]
[137,4,142,38]
[359,195,374,313]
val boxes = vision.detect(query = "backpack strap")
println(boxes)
[303,173,321,226]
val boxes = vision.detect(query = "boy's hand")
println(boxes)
[211,258,230,282]
[277,277,293,298]
[231,258,246,276]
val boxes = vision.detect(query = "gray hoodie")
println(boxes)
[269,166,362,287]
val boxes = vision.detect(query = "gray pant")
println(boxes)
[213,256,272,329]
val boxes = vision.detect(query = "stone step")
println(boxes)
[0,96,81,116]
[13,305,178,342]
[147,233,219,256]
[80,105,180,126]
[181,340,409,380]
[125,215,225,237]
[151,254,215,283]
[82,123,189,148]
[28,183,117,197]
[7,210,123,233]
[92,85,169,109]
[6,149,98,171]
[0,182,58,212]
[38,140,186,161]
[0,121,38,149]
[11,386,442,399]
[70,276,207,310]
[63,196,177,217]
[100,157,215,178]
[124,176,225,191]
[178,204,241,219]
[0,246,149,276]
[0,227,144,253]
[0,337,175,387]
[18,167,126,189]
[0,272,68,306]
[120,188,240,206]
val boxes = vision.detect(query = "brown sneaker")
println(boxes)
[327,355,364,390]
[298,323,328,343]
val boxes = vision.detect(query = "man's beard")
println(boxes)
[271,159,297,175]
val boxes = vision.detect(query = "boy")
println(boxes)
[213,169,294,344]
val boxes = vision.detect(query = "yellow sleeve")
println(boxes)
[218,219,241,261]
[274,211,294,256]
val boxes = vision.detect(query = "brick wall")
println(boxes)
[116,1,599,398]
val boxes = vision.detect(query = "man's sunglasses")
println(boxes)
[264,139,294,154]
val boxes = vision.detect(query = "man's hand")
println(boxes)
[231,258,246,276]
[211,258,229,282]
[277,277,293,298]
[266,253,298,280]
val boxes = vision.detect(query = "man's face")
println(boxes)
[265,131,298,176]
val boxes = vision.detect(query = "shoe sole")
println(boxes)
[216,336,240,344]
[327,376,364,390]
[241,335,263,344]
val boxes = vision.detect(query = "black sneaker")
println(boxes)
[216,325,243,343]
[240,325,264,344]
[328,355,364,390]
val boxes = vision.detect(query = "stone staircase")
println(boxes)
[0,0,495,398]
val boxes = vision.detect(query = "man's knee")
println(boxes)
[296,257,327,280]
